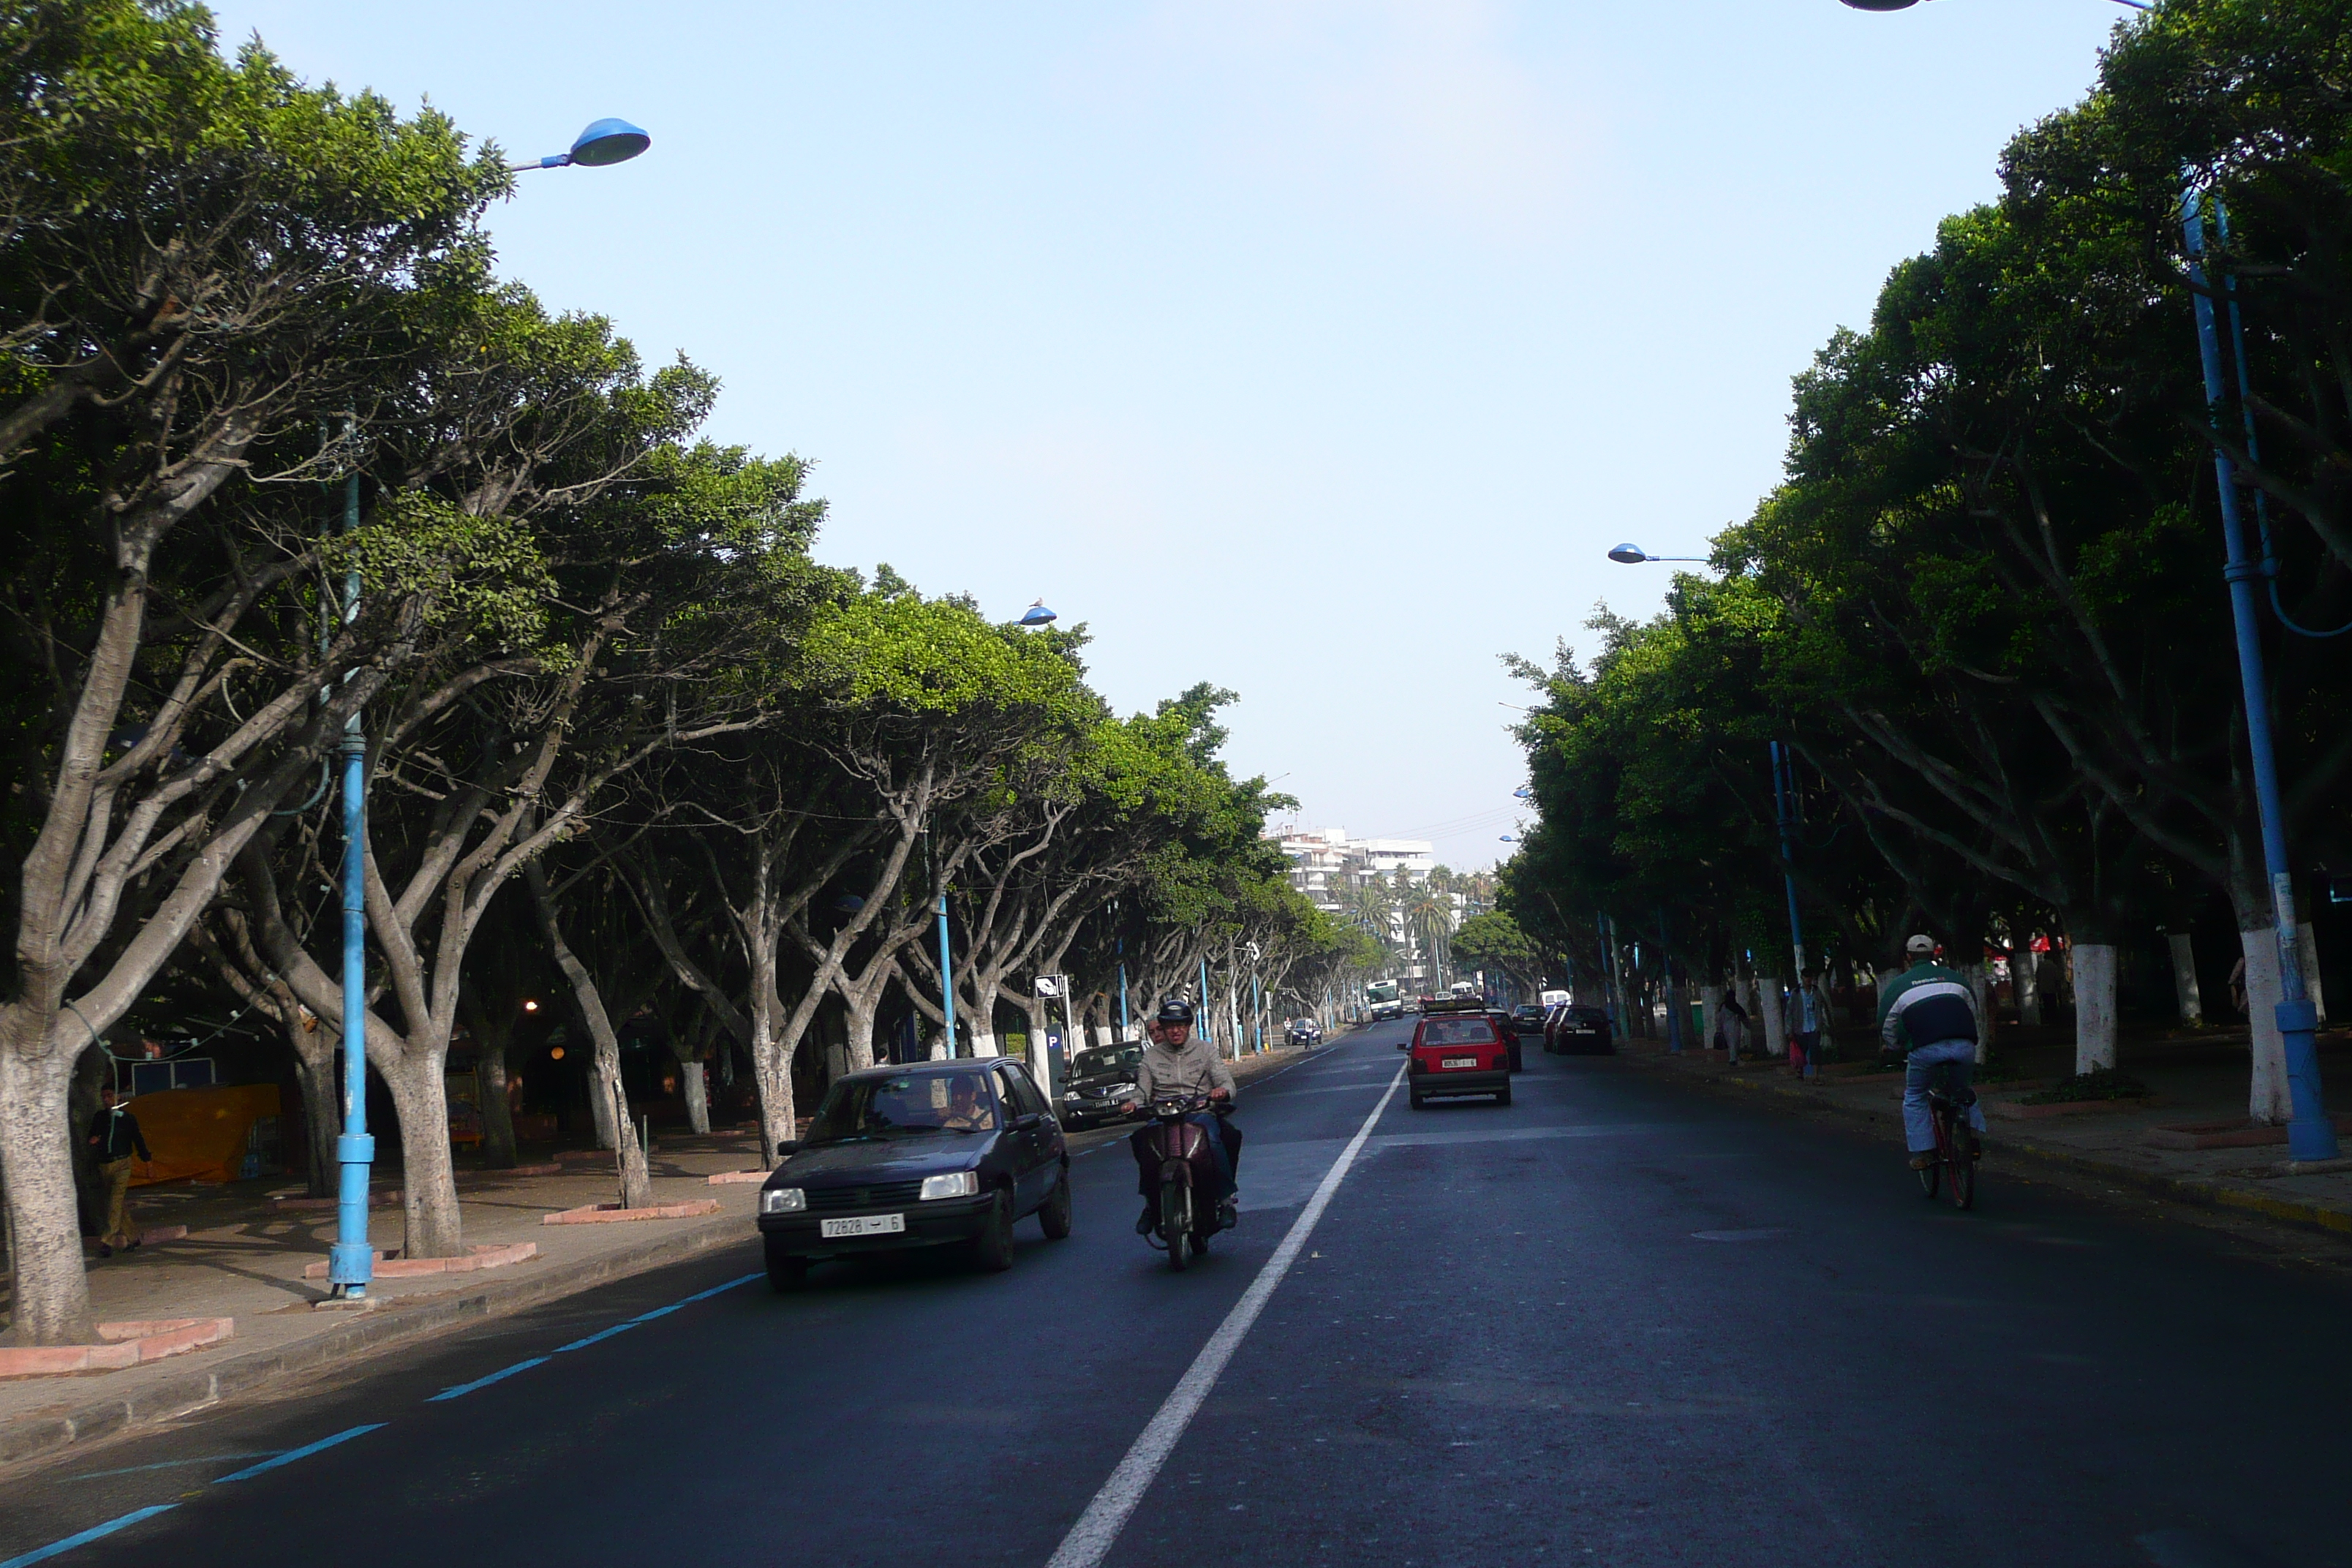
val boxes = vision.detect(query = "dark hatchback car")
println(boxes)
[1485,1009,1525,1073]
[1060,1041,1144,1129]
[1546,1005,1615,1055]
[757,1060,1070,1290]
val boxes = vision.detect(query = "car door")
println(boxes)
[995,1066,1052,1211]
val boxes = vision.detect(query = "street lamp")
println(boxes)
[510,118,652,172]
[329,120,652,1307]
[1607,543,1707,565]
[1018,600,1058,627]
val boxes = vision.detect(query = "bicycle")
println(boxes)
[1912,1063,1980,1210]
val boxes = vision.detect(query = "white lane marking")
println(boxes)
[1044,1063,1404,1568]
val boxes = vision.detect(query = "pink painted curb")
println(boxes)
[300,1241,539,1281]
[543,1199,722,1226]
[0,1317,233,1379]
[138,1225,189,1245]
[706,1170,767,1185]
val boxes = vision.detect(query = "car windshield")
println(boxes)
[807,1071,997,1142]
[1421,1019,1496,1046]
[1074,1044,1141,1077]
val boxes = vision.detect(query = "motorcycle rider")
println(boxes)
[1123,998,1241,1232]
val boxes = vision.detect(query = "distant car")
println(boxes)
[756,1060,1070,1289]
[1485,1009,1524,1073]
[1545,1005,1614,1055]
[1512,1003,1548,1035]
[1285,1017,1322,1047]
[1401,1011,1512,1109]
[1060,1041,1143,1128]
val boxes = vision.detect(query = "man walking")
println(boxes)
[87,1085,151,1257]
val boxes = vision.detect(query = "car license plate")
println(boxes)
[1441,1056,1477,1069]
[819,1213,905,1239]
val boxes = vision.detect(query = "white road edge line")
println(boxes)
[1044,1062,1405,1568]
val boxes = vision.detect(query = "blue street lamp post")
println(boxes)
[328,118,652,1303]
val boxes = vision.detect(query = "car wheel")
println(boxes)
[1496,1085,1512,1107]
[764,1240,808,1293]
[1039,1166,1074,1240]
[972,1187,1015,1273]
[1409,1090,1426,1109]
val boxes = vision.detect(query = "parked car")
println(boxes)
[1545,1005,1615,1055]
[1485,1009,1524,1072]
[1400,1010,1512,1108]
[1285,1017,1323,1047]
[1512,1003,1548,1036]
[756,1060,1070,1289]
[1059,1041,1144,1128]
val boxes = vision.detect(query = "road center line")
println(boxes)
[1044,1062,1404,1568]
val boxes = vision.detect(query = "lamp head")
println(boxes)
[1018,599,1058,627]
[568,118,651,167]
[1840,0,1923,7]
[1606,543,1650,565]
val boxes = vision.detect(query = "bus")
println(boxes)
[1366,979,1402,1021]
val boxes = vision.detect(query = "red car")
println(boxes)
[1400,1009,1513,1109]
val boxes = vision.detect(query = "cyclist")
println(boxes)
[1877,933,1989,1170]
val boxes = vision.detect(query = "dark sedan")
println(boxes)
[1546,1004,1615,1055]
[756,1060,1071,1289]
[1060,1041,1143,1128]
[1485,1009,1524,1072]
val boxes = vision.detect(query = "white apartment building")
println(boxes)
[1269,826,1436,912]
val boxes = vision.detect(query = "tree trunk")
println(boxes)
[530,870,654,1211]
[1758,975,1787,1063]
[2016,941,2042,1026]
[1961,963,1992,1065]
[0,1048,97,1345]
[291,1024,342,1198]
[588,1063,619,1150]
[477,1040,519,1170]
[2072,943,2119,1074]
[680,1061,710,1135]
[381,1051,464,1260]
[2167,932,2203,1028]
[1700,985,1723,1051]
[2242,927,2291,1123]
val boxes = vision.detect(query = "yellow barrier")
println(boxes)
[128,1083,280,1186]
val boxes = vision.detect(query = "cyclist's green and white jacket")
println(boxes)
[1876,960,1979,1054]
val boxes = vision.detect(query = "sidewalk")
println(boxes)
[0,1036,1331,1473]
[1610,1024,2352,1238]
[0,1129,772,1470]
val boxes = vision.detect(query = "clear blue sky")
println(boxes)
[211,0,2129,872]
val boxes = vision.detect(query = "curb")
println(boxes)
[1618,1053,2352,1242]
[0,1207,753,1471]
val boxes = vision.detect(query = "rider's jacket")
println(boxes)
[1134,1036,1237,1104]
[1877,961,1980,1053]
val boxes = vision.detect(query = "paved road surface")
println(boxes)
[5,1020,2348,1567]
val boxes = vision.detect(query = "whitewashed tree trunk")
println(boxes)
[381,1054,464,1259]
[1758,974,1787,1062]
[2299,923,2327,1026]
[2242,929,2290,1123]
[1700,985,1723,1050]
[680,1060,711,1136]
[588,1061,618,1150]
[2072,943,2118,1074]
[2167,932,2203,1026]
[1962,963,1992,1065]
[2016,948,2042,1026]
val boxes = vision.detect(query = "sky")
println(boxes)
[209,0,2133,872]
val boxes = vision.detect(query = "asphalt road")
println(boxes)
[5,1019,2350,1568]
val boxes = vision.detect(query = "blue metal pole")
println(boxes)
[327,462,374,1299]
[936,894,957,1057]
[1117,939,1128,1038]
[1771,742,1817,1079]
[2185,187,2337,1161]
[1251,968,1262,1054]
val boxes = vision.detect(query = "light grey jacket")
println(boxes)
[1134,1036,1235,1104]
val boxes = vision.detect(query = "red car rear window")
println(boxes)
[1420,1019,1496,1045]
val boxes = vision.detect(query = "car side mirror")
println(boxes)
[775,1139,799,1157]
[1014,1112,1044,1131]
[1396,1041,1409,1050]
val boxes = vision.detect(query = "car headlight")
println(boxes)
[760,1187,806,1215]
[920,1171,981,1201]
[1105,1082,1137,1099]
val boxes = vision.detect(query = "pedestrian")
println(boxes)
[87,1083,152,1256]
[1791,970,1823,1073]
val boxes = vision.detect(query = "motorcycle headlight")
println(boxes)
[919,1171,981,1201]
[759,1187,806,1215]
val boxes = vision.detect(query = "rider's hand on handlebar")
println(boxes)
[1210,1088,1230,1101]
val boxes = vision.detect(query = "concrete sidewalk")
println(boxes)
[1610,1025,2352,1238]
[0,1128,774,1469]
[0,1036,1332,1472]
